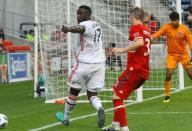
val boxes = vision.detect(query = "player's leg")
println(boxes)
[164,54,178,102]
[103,71,145,131]
[87,91,105,128]
[56,88,80,126]
[103,94,125,131]
[185,65,192,79]
[87,62,105,128]
[181,54,192,80]
[64,88,80,124]
[164,68,175,102]
[87,91,103,112]
[109,71,129,131]
[56,62,84,126]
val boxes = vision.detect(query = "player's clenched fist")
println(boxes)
[61,26,68,33]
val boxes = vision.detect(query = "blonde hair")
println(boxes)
[130,7,145,21]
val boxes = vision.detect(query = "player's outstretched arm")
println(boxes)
[152,24,167,40]
[112,38,144,54]
[61,25,85,33]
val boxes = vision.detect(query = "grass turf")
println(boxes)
[0,72,191,131]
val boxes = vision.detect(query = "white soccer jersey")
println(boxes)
[75,20,106,63]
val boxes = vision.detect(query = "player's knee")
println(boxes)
[165,73,173,81]
[185,66,192,80]
[87,89,99,100]
[165,77,171,81]
[187,71,192,80]
[70,87,81,96]
[166,69,174,81]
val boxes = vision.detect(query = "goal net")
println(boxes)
[36,0,183,103]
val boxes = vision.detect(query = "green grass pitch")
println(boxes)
[0,72,191,131]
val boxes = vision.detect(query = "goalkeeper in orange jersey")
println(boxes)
[152,11,192,103]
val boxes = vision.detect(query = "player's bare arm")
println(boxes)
[190,50,192,62]
[61,25,85,33]
[112,38,144,54]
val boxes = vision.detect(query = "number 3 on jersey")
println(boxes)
[94,28,101,42]
[144,38,150,56]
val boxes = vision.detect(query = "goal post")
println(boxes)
[134,0,143,102]
[176,0,184,90]
[34,0,39,98]
[35,0,183,103]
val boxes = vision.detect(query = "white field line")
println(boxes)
[106,111,192,115]
[29,86,192,131]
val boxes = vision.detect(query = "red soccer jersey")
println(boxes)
[127,24,151,80]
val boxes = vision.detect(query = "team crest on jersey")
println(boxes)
[178,31,182,37]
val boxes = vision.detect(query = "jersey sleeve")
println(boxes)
[79,21,90,35]
[185,27,192,50]
[152,24,167,39]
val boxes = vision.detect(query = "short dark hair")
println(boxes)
[169,11,179,21]
[79,5,92,16]
[130,7,145,21]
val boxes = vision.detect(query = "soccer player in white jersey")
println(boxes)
[55,5,106,128]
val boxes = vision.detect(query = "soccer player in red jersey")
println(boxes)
[103,7,151,131]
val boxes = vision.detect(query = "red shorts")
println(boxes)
[113,70,146,100]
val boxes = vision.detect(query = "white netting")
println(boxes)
[141,0,179,90]
[37,0,181,103]
[38,0,68,101]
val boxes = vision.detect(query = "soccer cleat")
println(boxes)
[55,112,69,126]
[97,107,105,128]
[163,96,170,103]
[103,127,119,131]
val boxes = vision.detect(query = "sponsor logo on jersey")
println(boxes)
[143,30,151,36]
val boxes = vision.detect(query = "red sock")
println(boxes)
[113,99,127,127]
[113,99,121,122]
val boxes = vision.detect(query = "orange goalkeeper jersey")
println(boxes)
[152,23,192,55]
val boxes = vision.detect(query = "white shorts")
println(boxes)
[67,62,105,92]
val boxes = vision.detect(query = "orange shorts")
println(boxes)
[166,53,191,69]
